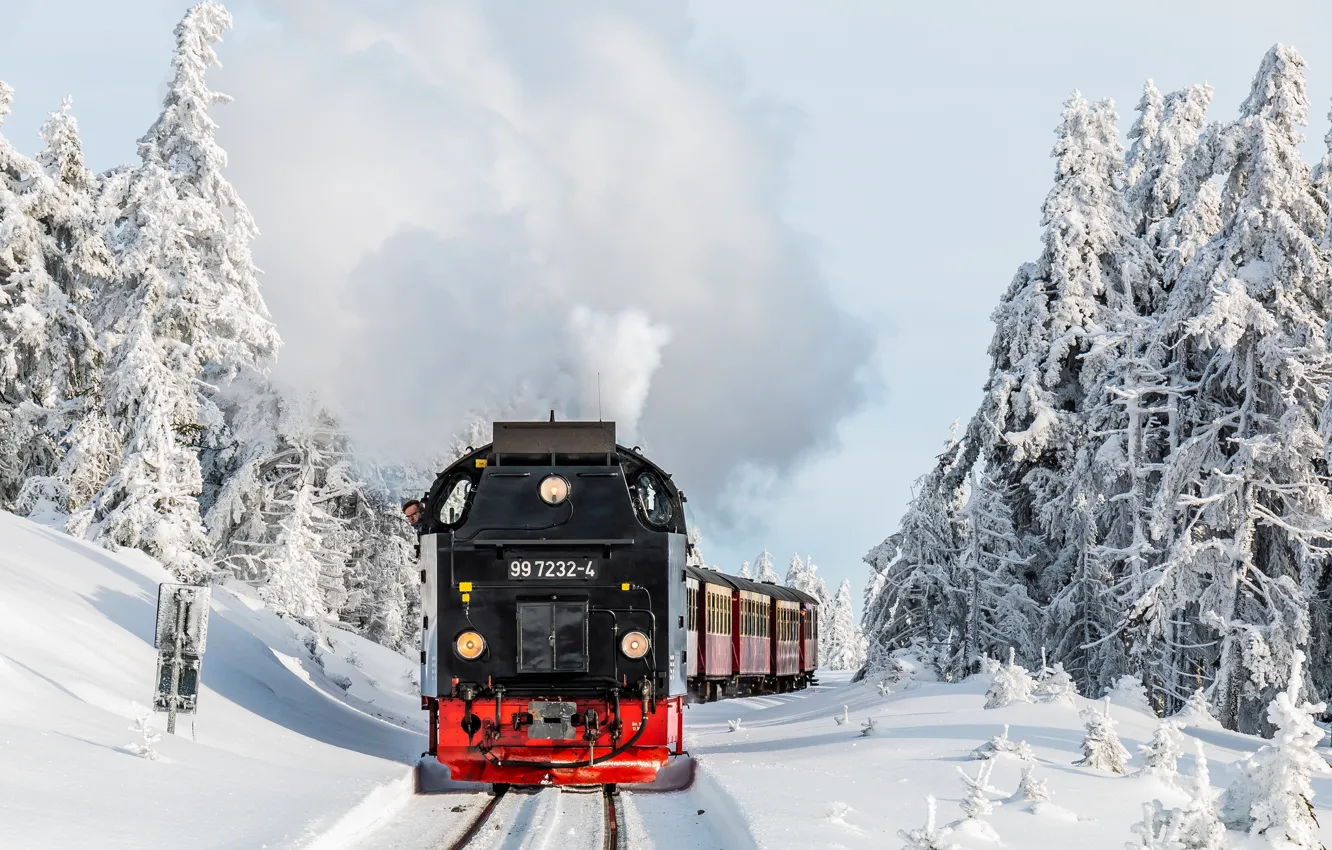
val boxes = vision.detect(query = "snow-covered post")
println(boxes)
[1074,697,1131,774]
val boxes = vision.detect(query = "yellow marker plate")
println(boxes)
[621,583,631,591]
[459,581,473,592]
[461,593,470,603]
[475,458,488,468]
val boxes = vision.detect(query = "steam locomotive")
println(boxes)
[416,419,819,788]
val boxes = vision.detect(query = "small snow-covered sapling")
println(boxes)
[1127,800,1180,850]
[971,724,1035,761]
[726,718,742,733]
[1220,649,1330,844]
[897,795,957,850]
[1033,660,1078,705]
[861,717,878,737]
[1136,719,1184,784]
[834,705,849,726]
[1074,697,1131,774]
[125,702,162,761]
[958,761,998,819]
[1173,741,1225,849]
[984,648,1035,709]
[1171,688,1220,729]
[878,679,893,697]
[1007,765,1050,803]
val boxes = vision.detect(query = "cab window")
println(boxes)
[438,475,474,526]
[633,472,674,527]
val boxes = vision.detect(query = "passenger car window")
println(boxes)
[634,472,674,527]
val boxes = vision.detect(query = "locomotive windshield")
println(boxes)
[438,475,474,525]
[634,471,673,526]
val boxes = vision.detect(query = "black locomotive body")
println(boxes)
[418,420,688,785]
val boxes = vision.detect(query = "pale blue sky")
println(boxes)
[2,1,1329,611]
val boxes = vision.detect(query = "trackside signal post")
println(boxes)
[153,583,211,734]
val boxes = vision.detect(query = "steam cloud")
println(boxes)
[214,0,871,520]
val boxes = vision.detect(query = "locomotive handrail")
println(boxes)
[462,538,637,547]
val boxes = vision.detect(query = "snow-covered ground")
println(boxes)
[7,506,1331,849]
[669,670,1332,849]
[0,510,425,850]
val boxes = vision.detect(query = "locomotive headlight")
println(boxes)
[539,475,570,505]
[454,630,486,661]
[620,631,650,659]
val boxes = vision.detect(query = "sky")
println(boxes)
[1,0,1330,614]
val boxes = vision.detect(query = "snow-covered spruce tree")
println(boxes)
[1075,697,1131,774]
[898,796,957,850]
[15,98,119,514]
[861,436,970,677]
[985,648,1035,709]
[1220,651,1330,846]
[1310,102,1330,248]
[754,548,780,583]
[1124,80,1165,212]
[1146,45,1332,733]
[1136,719,1185,784]
[1008,765,1050,804]
[70,3,279,579]
[1172,689,1221,729]
[958,761,997,819]
[824,579,868,671]
[0,89,111,512]
[738,559,752,580]
[786,554,832,655]
[958,471,1039,671]
[337,461,422,652]
[1173,741,1226,850]
[205,387,358,627]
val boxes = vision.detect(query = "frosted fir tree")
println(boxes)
[1124,80,1165,200]
[754,548,780,583]
[1171,689,1221,730]
[971,724,1035,761]
[958,761,998,818]
[1007,765,1050,804]
[1136,719,1185,784]
[1150,45,1332,733]
[2,97,115,515]
[957,471,1038,671]
[985,648,1035,709]
[1127,801,1182,850]
[1174,741,1226,850]
[1033,649,1079,705]
[861,435,971,678]
[71,3,279,579]
[1220,651,1330,846]
[1074,697,1131,774]
[824,579,868,671]
[1107,674,1154,714]
[898,796,958,850]
[124,703,162,760]
[738,559,752,580]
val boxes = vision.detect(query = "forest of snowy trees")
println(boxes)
[0,3,433,652]
[862,44,1332,734]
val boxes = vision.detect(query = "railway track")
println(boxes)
[442,785,626,850]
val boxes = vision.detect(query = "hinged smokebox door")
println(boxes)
[517,601,588,673]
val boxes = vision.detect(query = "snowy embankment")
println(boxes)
[672,670,1332,850]
[0,510,424,850]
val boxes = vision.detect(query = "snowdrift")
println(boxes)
[0,510,424,849]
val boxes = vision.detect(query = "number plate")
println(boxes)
[507,558,599,580]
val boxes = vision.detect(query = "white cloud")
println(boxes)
[213,0,871,518]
